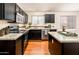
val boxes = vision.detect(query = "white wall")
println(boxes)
[26,11,79,30]
[55,12,79,30]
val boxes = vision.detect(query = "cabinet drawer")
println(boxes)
[50,29,57,32]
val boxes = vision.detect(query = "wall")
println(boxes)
[26,11,79,31]
[27,11,55,23]
[26,11,56,27]
[55,12,79,31]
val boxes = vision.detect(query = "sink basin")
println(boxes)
[58,31,78,37]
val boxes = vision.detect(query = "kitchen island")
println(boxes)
[0,29,29,55]
[48,32,79,55]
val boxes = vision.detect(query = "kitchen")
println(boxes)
[0,3,79,55]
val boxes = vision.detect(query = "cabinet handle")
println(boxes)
[52,40,54,43]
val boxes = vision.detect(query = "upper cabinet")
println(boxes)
[16,4,28,23]
[5,3,16,22]
[45,14,55,23]
[0,4,4,19]
[0,3,28,23]
[0,3,16,22]
[16,5,22,15]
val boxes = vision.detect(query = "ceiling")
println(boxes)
[17,3,79,12]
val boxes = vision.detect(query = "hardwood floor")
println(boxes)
[24,40,50,55]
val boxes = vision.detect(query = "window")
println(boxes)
[32,15,45,25]
[60,16,76,29]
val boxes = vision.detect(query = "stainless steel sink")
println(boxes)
[58,31,78,37]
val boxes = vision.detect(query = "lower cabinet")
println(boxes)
[0,40,16,55]
[62,43,79,55]
[16,38,23,55]
[28,29,57,40]
[0,31,29,55]
[28,30,41,39]
[23,32,28,52]
[48,34,62,55]
[50,29,57,32]
[48,34,79,55]
[0,37,23,55]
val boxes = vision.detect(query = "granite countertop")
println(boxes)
[48,32,79,43]
[0,24,9,30]
[0,33,24,40]
[0,23,57,40]
[0,27,29,40]
[29,27,56,30]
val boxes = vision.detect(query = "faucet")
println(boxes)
[48,24,51,28]
[28,22,32,28]
[62,25,66,32]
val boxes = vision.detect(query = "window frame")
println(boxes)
[31,15,45,25]
[60,15,76,29]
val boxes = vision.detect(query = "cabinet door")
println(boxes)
[63,43,79,55]
[24,13,28,23]
[48,34,61,55]
[45,14,50,23]
[51,14,55,23]
[5,3,16,21]
[23,33,28,52]
[16,4,20,13]
[0,40,15,55]
[28,30,41,39]
[16,38,22,55]
[33,30,41,39]
[0,3,4,19]
[50,29,57,32]
[45,14,55,23]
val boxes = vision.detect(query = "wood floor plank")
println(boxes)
[24,40,50,55]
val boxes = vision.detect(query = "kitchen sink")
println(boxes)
[58,31,78,37]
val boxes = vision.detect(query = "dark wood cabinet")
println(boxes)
[0,40,15,55]
[0,3,4,19]
[28,30,41,40]
[16,4,21,15]
[45,14,55,23]
[62,43,79,55]
[5,3,16,21]
[0,3,28,23]
[48,34,79,55]
[50,29,57,32]
[16,37,23,55]
[16,4,20,14]
[23,13,28,23]
[16,4,28,23]
[48,34,62,55]
[0,3,16,22]
[0,36,24,55]
[22,32,29,52]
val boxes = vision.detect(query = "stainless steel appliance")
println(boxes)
[9,25,19,33]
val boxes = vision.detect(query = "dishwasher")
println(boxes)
[41,29,50,40]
